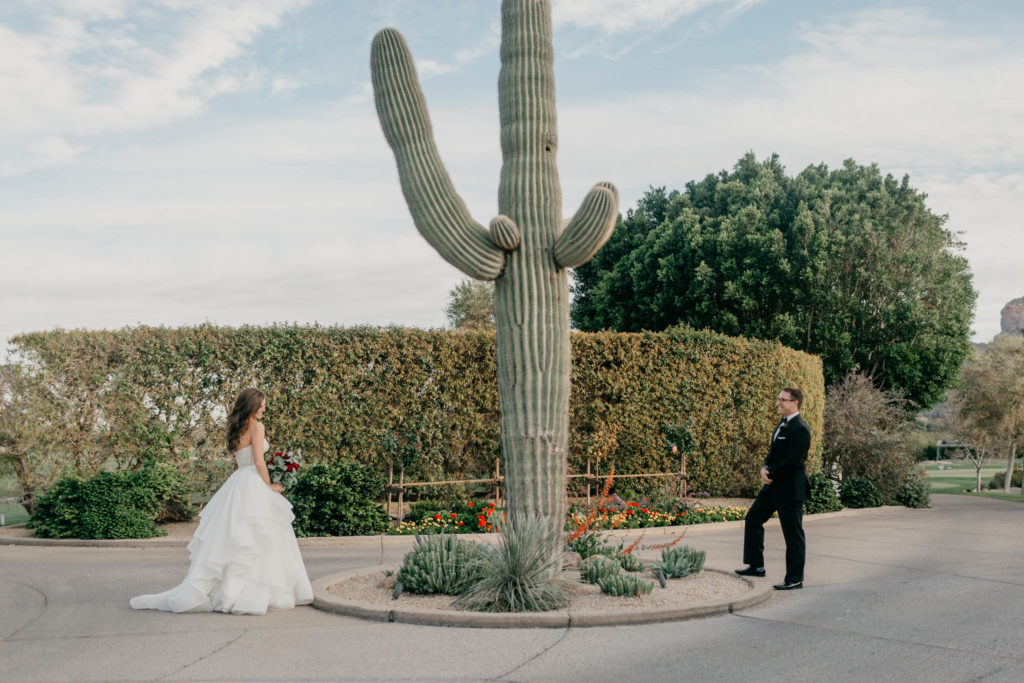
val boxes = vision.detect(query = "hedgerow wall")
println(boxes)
[9,324,823,497]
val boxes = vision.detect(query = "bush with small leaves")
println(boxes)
[804,472,843,514]
[598,572,654,597]
[839,476,883,508]
[454,518,573,612]
[28,463,193,539]
[893,469,930,509]
[580,554,621,584]
[290,460,390,537]
[617,551,646,573]
[396,534,485,595]
[653,545,706,579]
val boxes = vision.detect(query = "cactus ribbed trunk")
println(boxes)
[494,1,566,533]
[371,0,618,545]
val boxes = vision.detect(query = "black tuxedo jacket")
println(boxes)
[763,414,812,502]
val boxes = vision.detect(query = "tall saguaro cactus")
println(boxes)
[371,0,618,538]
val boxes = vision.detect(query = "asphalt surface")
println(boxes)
[1,493,1022,682]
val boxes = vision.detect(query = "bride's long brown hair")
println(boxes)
[226,388,265,453]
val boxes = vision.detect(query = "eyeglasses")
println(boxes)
[776,396,796,403]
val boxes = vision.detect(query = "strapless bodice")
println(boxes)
[234,439,269,468]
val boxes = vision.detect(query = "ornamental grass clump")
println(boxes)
[598,573,654,597]
[579,554,621,584]
[653,545,706,579]
[454,517,572,612]
[396,534,485,595]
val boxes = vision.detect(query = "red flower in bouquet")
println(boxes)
[266,448,302,492]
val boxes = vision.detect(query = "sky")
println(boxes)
[2,0,1022,355]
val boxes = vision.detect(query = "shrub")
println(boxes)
[454,518,573,612]
[839,476,883,508]
[566,531,619,560]
[580,555,621,584]
[598,573,654,597]
[804,472,843,514]
[893,469,930,508]
[135,462,194,523]
[988,467,1023,490]
[396,534,485,595]
[29,468,179,539]
[653,546,706,579]
[824,372,916,501]
[290,460,390,537]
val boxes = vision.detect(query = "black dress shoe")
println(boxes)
[774,580,803,590]
[735,566,766,577]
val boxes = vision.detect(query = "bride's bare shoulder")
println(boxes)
[236,420,264,449]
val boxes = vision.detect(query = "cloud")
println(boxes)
[550,7,1023,341]
[552,0,757,34]
[0,0,311,176]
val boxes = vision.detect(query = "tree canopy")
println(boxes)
[571,153,976,408]
[444,279,494,330]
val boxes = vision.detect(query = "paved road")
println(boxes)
[1,494,1022,682]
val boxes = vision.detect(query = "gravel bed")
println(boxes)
[327,567,750,612]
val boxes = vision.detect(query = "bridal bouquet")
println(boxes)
[267,449,302,491]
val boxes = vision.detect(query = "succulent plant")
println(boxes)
[617,551,646,573]
[371,0,618,546]
[653,545,706,579]
[598,573,654,597]
[396,534,485,595]
[453,517,572,612]
[579,554,621,584]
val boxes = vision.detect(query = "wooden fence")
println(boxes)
[385,452,690,524]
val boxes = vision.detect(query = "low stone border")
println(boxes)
[311,565,774,628]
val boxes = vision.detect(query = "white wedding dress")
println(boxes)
[130,440,314,615]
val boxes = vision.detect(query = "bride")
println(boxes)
[131,388,313,614]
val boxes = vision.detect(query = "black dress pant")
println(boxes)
[743,486,805,583]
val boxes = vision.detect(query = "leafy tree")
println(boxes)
[956,334,1024,493]
[444,279,495,330]
[571,153,976,408]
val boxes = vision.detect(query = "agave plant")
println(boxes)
[454,517,573,612]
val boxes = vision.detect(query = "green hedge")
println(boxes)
[9,324,822,498]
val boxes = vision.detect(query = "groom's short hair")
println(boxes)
[782,386,803,408]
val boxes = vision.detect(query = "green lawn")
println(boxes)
[920,458,1023,502]
[0,500,29,526]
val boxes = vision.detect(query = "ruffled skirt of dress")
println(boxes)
[130,466,313,615]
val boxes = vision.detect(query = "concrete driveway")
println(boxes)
[1,494,1022,682]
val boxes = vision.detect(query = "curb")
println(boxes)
[311,565,774,628]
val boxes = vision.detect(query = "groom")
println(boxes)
[736,387,811,590]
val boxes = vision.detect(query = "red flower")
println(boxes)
[283,454,290,460]
[478,516,486,526]
[488,501,495,508]
[457,521,464,526]
[434,514,442,521]
[485,508,492,516]
[643,508,650,514]
[468,502,474,507]
[450,512,458,519]
[275,452,282,456]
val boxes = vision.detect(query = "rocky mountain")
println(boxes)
[1001,297,1024,336]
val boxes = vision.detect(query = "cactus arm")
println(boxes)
[552,181,619,268]
[489,214,522,250]
[371,28,506,280]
